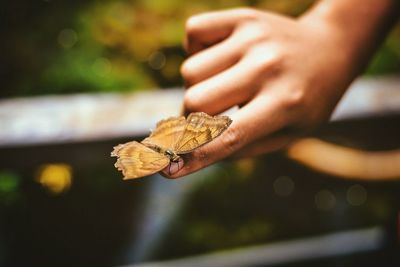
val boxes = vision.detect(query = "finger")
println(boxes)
[181,31,244,86]
[183,50,278,115]
[184,8,257,54]
[160,158,185,179]
[183,60,255,115]
[167,92,289,178]
[231,133,298,159]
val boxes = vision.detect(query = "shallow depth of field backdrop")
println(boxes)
[2,0,399,97]
[0,1,400,267]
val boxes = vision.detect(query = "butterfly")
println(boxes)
[111,112,232,179]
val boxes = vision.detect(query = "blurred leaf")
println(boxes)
[2,0,399,97]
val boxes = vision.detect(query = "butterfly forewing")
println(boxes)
[174,126,213,153]
[141,116,186,150]
[112,141,170,179]
[174,112,232,153]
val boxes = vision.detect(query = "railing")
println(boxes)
[1,75,399,147]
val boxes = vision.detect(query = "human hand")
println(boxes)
[165,1,397,178]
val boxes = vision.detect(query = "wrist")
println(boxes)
[299,0,399,76]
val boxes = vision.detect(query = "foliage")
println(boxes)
[1,0,398,97]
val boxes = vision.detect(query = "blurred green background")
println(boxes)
[1,1,400,266]
[1,0,399,98]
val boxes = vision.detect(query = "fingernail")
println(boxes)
[168,158,184,176]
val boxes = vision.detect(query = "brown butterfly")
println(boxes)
[111,112,232,179]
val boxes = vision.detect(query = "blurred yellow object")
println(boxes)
[288,138,400,180]
[36,164,73,195]
[235,158,256,179]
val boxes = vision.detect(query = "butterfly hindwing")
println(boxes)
[174,112,232,153]
[111,141,170,179]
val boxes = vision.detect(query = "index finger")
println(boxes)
[165,92,288,178]
[184,8,258,54]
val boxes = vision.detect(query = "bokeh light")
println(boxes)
[0,171,21,205]
[315,190,336,211]
[234,159,256,179]
[58,28,78,49]
[92,57,112,76]
[148,51,166,70]
[346,184,367,206]
[35,164,73,195]
[273,176,295,197]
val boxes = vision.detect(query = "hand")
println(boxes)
[164,2,397,178]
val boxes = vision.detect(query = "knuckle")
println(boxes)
[236,24,267,49]
[250,47,283,74]
[185,15,201,33]
[183,91,201,112]
[259,54,279,72]
[283,88,306,109]
[234,7,260,21]
[220,126,243,155]
[180,60,195,82]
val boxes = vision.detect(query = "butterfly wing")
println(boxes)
[174,112,232,154]
[141,116,187,150]
[111,141,170,179]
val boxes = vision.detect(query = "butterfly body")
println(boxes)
[111,112,232,179]
[145,143,181,162]
[164,149,181,162]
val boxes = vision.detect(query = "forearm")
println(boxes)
[301,0,399,75]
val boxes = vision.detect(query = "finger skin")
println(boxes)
[184,8,260,54]
[168,93,289,178]
[183,47,281,115]
[181,31,243,87]
[176,1,398,178]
